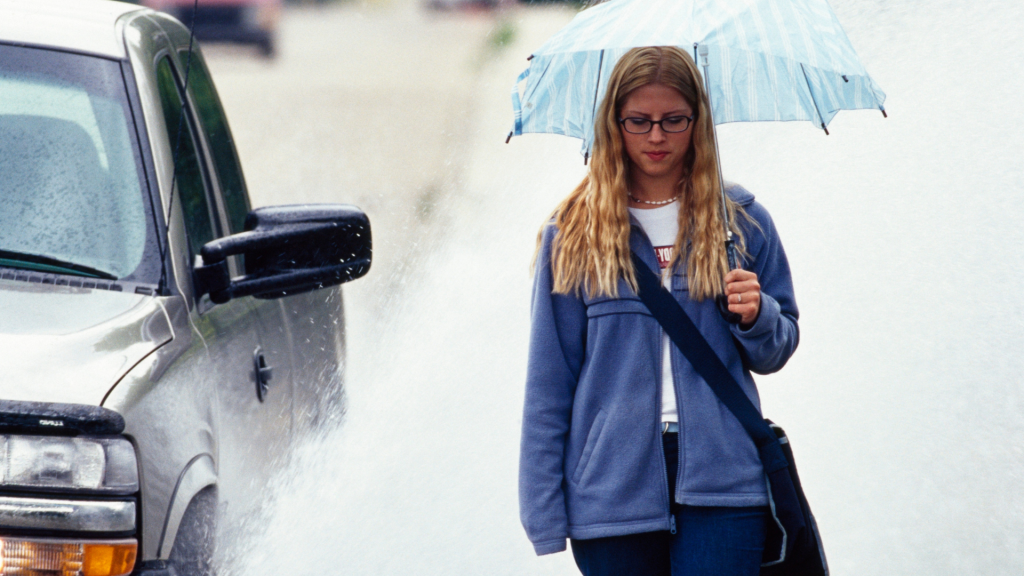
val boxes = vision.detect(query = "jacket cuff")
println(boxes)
[732,291,779,339]
[533,538,567,556]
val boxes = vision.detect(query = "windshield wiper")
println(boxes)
[0,249,118,280]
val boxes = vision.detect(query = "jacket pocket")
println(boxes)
[670,269,690,293]
[586,298,651,319]
[571,409,607,484]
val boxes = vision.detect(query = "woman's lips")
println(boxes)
[645,151,669,161]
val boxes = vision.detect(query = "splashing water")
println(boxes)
[222,1,1024,574]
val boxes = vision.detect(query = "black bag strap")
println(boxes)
[629,252,789,474]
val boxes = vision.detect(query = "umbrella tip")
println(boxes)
[527,54,534,61]
[584,152,589,165]
[842,75,849,82]
[821,123,829,136]
[506,131,513,144]
[881,108,888,118]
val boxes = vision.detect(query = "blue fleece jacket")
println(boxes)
[519,185,799,556]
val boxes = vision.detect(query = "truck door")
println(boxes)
[159,50,292,528]
[174,49,345,442]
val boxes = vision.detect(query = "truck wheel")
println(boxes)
[169,487,217,576]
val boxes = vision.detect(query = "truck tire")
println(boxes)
[168,487,217,576]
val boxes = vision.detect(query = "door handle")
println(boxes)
[253,347,273,402]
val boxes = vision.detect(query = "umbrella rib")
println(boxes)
[799,62,829,135]
[586,49,606,163]
[591,50,605,122]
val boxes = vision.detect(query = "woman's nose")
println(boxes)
[648,124,667,142]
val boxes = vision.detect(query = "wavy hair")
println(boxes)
[540,46,748,300]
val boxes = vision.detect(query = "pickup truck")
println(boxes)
[0,1,370,575]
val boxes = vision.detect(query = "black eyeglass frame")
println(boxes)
[618,114,696,134]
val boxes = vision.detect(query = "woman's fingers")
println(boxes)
[724,268,756,284]
[725,270,759,291]
[726,291,759,308]
[727,291,759,305]
[727,296,760,325]
[724,270,760,325]
[726,280,760,295]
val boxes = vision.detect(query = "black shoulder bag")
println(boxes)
[630,252,828,576]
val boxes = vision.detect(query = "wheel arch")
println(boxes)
[158,453,217,558]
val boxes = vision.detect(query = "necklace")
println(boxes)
[628,193,680,206]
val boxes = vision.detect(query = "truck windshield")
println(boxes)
[0,44,148,280]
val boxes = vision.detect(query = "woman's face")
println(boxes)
[618,83,694,185]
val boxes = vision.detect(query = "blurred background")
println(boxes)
[128,0,1024,573]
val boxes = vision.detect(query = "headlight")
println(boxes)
[0,436,138,493]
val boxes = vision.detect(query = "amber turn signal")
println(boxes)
[83,541,137,576]
[0,538,136,576]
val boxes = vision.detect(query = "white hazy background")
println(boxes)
[217,0,1024,574]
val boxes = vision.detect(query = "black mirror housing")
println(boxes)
[195,204,371,304]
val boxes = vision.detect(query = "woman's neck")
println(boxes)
[629,172,682,207]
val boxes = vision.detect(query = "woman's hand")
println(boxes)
[724,269,761,327]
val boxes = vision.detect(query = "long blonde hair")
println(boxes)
[541,46,748,300]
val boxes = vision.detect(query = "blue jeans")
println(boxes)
[570,432,767,576]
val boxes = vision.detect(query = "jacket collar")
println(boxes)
[725,183,756,207]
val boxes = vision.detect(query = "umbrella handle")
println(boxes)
[716,295,743,325]
[718,238,742,324]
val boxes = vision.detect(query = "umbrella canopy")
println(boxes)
[509,0,887,157]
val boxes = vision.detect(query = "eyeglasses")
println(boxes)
[618,115,695,134]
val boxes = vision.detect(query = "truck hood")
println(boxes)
[0,279,173,406]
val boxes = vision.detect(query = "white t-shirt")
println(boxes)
[628,203,680,424]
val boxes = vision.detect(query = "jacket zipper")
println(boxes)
[635,223,677,535]
[670,273,685,537]
[671,268,686,532]
[654,315,673,533]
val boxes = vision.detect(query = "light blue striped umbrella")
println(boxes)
[508,0,887,160]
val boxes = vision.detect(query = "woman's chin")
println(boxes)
[637,163,680,181]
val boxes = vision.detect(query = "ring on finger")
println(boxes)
[737,293,742,303]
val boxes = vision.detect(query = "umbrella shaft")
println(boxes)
[698,44,737,271]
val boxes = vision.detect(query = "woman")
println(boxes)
[519,46,799,576]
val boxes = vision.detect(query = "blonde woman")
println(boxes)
[519,46,799,575]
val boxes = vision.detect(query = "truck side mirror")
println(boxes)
[195,204,371,304]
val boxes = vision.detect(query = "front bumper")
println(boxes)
[0,495,135,533]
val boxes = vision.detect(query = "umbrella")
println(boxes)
[509,0,886,155]
[506,0,886,268]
